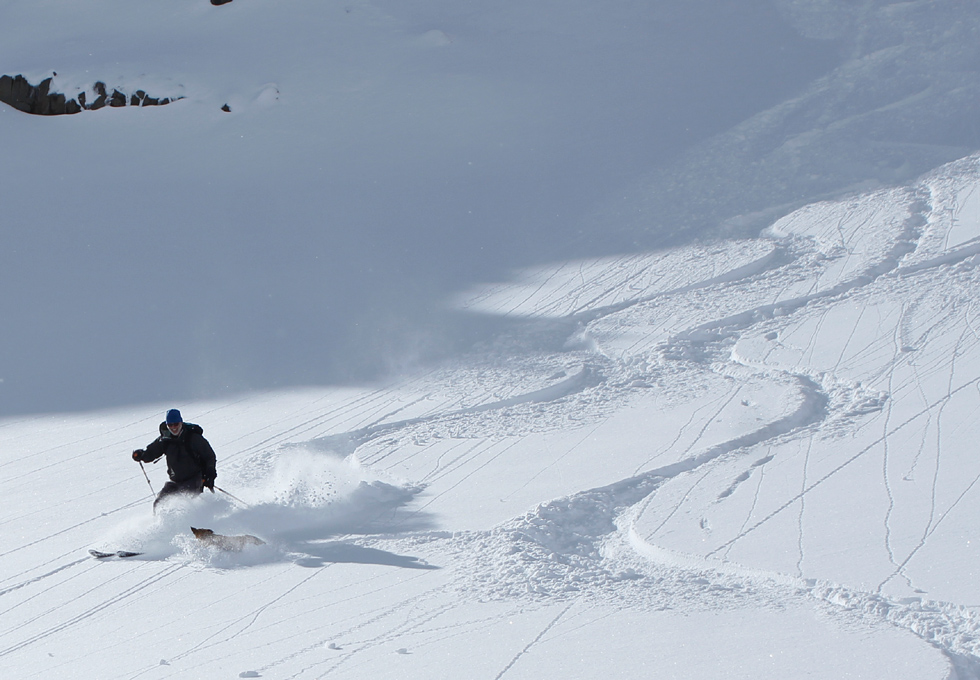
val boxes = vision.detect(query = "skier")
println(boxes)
[132,409,217,509]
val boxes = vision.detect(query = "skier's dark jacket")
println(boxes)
[135,422,217,485]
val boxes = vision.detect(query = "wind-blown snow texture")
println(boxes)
[6,1,980,679]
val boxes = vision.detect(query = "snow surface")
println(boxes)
[11,0,980,415]
[7,1,980,678]
[7,157,980,676]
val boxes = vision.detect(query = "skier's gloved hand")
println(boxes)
[203,477,215,492]
[132,449,144,461]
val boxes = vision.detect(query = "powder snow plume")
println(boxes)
[95,447,426,567]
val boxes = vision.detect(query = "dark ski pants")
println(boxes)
[154,477,204,511]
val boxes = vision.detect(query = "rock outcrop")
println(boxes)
[0,75,180,115]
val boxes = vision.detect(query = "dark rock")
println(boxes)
[0,74,35,113]
[221,103,231,112]
[35,78,52,114]
[48,92,68,115]
[211,0,234,5]
[0,74,179,115]
[12,76,35,112]
[33,79,69,115]
[90,82,108,110]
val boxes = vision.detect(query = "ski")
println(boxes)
[89,549,143,559]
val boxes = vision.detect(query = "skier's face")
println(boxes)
[167,422,183,436]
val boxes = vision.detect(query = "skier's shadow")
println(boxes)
[289,541,439,570]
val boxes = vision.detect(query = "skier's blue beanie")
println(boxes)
[166,409,183,424]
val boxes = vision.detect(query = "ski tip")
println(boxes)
[90,549,143,559]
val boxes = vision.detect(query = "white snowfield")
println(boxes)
[4,155,980,678]
[7,1,980,678]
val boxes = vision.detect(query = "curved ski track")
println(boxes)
[5,160,980,677]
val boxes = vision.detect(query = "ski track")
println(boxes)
[433,162,980,672]
[7,160,980,675]
[0,563,186,663]
[492,601,575,680]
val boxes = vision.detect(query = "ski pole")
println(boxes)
[139,461,155,495]
[215,486,250,508]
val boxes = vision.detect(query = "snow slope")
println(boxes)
[8,0,972,415]
[6,154,980,677]
[7,1,980,678]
